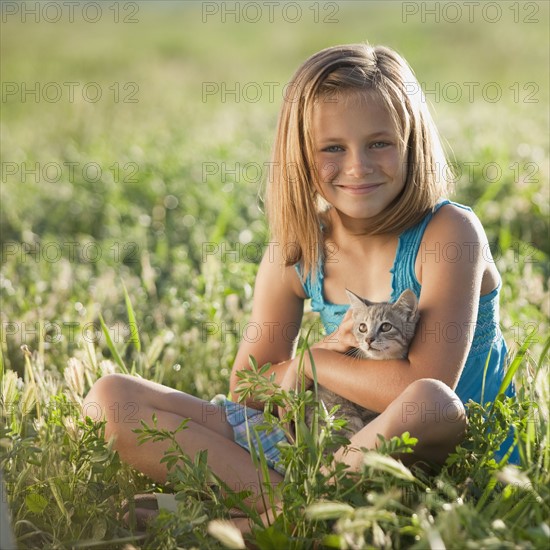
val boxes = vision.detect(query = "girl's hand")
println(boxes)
[312,309,356,354]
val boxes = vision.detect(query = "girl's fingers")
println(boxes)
[336,310,356,347]
[312,309,356,352]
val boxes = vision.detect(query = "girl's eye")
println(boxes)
[380,322,392,332]
[371,142,389,149]
[358,323,368,333]
[322,145,343,153]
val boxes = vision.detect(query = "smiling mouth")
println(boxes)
[336,183,383,194]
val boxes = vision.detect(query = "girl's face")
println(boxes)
[311,91,407,225]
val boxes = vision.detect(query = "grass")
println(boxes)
[1,2,549,548]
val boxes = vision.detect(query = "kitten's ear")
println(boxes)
[394,289,418,317]
[346,289,369,309]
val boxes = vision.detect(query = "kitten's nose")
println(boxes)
[365,337,373,345]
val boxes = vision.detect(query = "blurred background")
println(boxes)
[1,1,548,396]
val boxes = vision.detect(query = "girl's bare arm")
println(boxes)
[229,242,306,406]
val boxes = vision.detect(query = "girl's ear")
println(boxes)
[394,289,418,317]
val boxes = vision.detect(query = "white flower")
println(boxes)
[64,358,85,398]
[1,370,20,415]
[99,360,117,376]
[496,466,532,491]
[19,384,36,416]
[207,520,245,549]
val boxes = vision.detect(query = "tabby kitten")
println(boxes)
[305,288,419,435]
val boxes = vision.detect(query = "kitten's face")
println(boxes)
[346,289,419,359]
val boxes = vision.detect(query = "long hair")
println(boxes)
[266,43,451,280]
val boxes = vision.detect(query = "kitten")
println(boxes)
[305,289,419,436]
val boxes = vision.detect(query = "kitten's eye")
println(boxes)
[380,322,392,332]
[358,323,368,333]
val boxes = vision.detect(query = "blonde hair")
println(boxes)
[266,43,451,280]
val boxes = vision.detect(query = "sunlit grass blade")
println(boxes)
[302,325,318,395]
[71,535,147,548]
[37,316,45,367]
[480,347,492,405]
[363,452,417,483]
[98,313,128,374]
[1,370,19,418]
[475,475,498,511]
[121,279,141,353]
[21,345,40,419]
[83,339,98,379]
[252,428,280,523]
[0,344,4,383]
[537,335,549,371]
[48,478,71,523]
[306,501,354,520]
[495,336,532,401]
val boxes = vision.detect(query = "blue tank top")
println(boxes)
[295,199,518,462]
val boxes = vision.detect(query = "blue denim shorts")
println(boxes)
[212,395,287,475]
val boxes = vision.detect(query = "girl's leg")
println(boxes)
[83,374,283,509]
[333,378,467,470]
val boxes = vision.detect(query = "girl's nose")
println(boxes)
[346,150,374,178]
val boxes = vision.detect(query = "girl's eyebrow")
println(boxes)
[316,131,395,142]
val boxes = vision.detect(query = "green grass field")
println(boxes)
[1,2,549,548]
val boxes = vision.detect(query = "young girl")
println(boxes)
[83,43,516,523]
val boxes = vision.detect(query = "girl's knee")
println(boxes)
[399,378,467,436]
[389,379,467,465]
[84,374,129,409]
[82,374,134,440]
[403,378,453,401]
